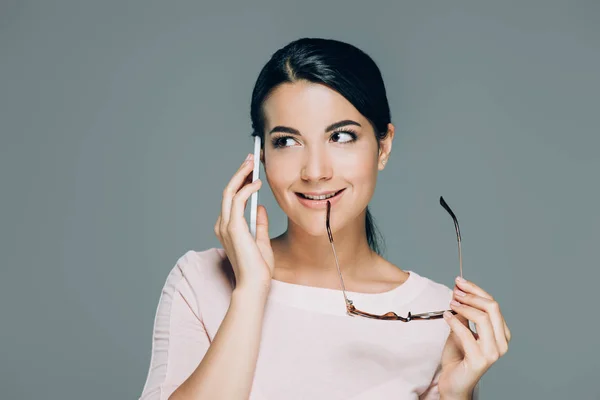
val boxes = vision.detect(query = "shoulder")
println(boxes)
[163,247,235,301]
[173,247,231,277]
[148,248,234,344]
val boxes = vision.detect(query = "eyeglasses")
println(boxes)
[325,196,463,322]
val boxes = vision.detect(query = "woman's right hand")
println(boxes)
[214,153,274,294]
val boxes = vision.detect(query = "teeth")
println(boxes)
[302,191,338,200]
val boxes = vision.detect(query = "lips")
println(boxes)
[295,188,346,209]
[296,189,345,200]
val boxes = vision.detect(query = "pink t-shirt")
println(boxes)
[139,248,472,400]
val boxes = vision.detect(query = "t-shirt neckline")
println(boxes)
[267,269,427,316]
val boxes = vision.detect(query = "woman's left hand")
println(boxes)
[438,276,512,400]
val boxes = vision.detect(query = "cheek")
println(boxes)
[264,156,295,188]
[264,145,379,189]
[339,151,379,185]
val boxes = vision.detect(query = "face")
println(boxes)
[260,81,394,238]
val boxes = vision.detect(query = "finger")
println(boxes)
[255,205,274,267]
[455,279,511,344]
[450,300,499,363]
[221,154,253,226]
[454,310,470,329]
[236,174,255,212]
[453,290,509,355]
[229,178,262,229]
[455,278,511,343]
[443,310,480,358]
[255,205,269,243]
[454,310,481,339]
[214,215,222,239]
[221,154,254,225]
[455,277,493,300]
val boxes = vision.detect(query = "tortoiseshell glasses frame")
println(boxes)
[325,196,464,322]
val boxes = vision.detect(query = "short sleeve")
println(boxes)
[139,252,211,400]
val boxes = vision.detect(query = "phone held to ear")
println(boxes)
[249,136,261,239]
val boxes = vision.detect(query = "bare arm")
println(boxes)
[170,153,274,399]
[168,285,269,400]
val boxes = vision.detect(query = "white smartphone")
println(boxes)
[249,136,261,239]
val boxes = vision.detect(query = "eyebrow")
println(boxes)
[268,119,362,136]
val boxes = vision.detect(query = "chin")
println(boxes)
[289,213,331,238]
[278,188,367,237]
[288,204,351,239]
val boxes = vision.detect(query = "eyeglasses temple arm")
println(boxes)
[440,196,463,279]
[326,201,353,306]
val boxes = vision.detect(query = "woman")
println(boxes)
[139,38,511,400]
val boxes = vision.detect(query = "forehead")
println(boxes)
[262,81,367,131]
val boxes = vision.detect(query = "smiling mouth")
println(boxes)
[296,189,345,200]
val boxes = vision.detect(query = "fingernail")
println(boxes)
[456,276,466,283]
[245,153,252,161]
[451,299,461,307]
[443,311,452,319]
[454,289,466,297]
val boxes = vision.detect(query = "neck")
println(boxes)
[272,211,377,285]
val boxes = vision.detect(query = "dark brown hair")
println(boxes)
[250,38,390,255]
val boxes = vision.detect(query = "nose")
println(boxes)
[300,146,333,183]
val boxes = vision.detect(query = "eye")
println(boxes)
[271,136,297,149]
[331,130,358,144]
[271,130,358,149]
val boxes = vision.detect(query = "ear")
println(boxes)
[260,148,265,164]
[378,123,395,171]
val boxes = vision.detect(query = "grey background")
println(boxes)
[1,1,598,399]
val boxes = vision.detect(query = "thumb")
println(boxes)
[255,205,273,264]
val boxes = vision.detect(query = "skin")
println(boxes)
[256,80,511,400]
[439,277,512,399]
[259,80,406,292]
